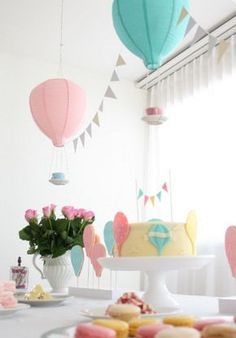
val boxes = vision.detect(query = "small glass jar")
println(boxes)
[10,257,29,289]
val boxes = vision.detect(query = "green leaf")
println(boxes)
[19,227,32,241]
[52,246,66,258]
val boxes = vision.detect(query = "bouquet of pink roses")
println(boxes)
[19,205,95,258]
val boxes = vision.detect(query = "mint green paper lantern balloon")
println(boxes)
[112,0,190,70]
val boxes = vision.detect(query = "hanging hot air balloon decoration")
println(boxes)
[30,78,86,185]
[148,223,171,255]
[112,0,190,70]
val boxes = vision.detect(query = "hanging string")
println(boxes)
[57,0,64,77]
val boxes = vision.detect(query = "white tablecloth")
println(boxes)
[0,294,226,338]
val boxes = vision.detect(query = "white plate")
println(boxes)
[0,303,30,317]
[80,306,181,319]
[17,296,69,307]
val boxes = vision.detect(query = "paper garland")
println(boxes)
[137,182,168,207]
[177,6,230,63]
[73,54,126,150]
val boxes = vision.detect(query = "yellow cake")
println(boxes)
[115,211,197,257]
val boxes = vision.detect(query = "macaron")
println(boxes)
[93,319,129,338]
[163,315,195,327]
[202,324,236,338]
[75,323,116,338]
[194,318,226,331]
[136,323,173,338]
[155,327,200,338]
[107,304,141,322]
[129,318,160,337]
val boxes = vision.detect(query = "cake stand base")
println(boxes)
[99,256,214,311]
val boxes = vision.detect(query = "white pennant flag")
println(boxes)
[80,133,86,147]
[116,54,126,66]
[99,101,104,112]
[93,113,100,127]
[105,86,117,99]
[191,26,206,45]
[73,138,78,153]
[86,124,92,138]
[111,70,119,82]
[185,16,196,36]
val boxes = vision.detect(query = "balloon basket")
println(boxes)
[99,256,214,311]
[68,287,127,300]
[49,147,69,185]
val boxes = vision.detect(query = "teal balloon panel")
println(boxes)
[112,0,190,70]
[104,221,115,256]
[148,223,171,255]
[70,245,84,277]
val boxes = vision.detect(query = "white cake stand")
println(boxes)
[99,256,214,311]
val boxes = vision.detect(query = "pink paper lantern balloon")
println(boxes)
[30,78,86,147]
[113,212,130,256]
[225,226,236,277]
[83,225,95,258]
[91,243,106,278]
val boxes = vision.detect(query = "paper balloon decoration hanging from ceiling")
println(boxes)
[112,0,190,70]
[30,78,86,147]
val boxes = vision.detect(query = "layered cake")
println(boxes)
[112,211,197,257]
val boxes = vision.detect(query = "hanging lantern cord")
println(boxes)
[58,0,64,77]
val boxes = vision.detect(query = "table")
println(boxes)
[0,294,229,338]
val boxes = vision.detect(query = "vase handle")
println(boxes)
[32,253,46,279]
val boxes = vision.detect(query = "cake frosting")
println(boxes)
[112,211,197,257]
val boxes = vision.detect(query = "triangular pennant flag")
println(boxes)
[156,191,162,202]
[93,113,100,127]
[116,54,126,66]
[150,196,155,207]
[162,182,168,193]
[191,26,206,45]
[86,124,92,138]
[98,101,104,112]
[185,16,196,36]
[144,195,149,206]
[111,70,119,82]
[80,132,86,147]
[208,34,217,53]
[177,7,188,25]
[137,188,144,200]
[105,86,117,99]
[217,39,230,63]
[73,138,78,153]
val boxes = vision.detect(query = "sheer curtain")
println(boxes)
[144,61,236,297]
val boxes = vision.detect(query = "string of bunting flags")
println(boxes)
[177,6,230,63]
[73,54,126,151]
[138,182,168,207]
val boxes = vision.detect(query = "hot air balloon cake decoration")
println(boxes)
[113,212,131,256]
[148,223,171,255]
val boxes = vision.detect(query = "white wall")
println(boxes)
[0,52,146,290]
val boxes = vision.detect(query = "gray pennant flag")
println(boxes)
[208,34,217,53]
[105,86,117,99]
[93,113,100,127]
[116,54,126,66]
[80,132,86,147]
[86,124,92,138]
[73,138,78,153]
[111,70,119,82]
[191,26,206,45]
[185,16,196,36]
[99,101,104,112]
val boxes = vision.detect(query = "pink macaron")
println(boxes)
[194,318,227,331]
[75,323,116,338]
[136,324,173,338]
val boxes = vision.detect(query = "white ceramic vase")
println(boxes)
[33,251,74,294]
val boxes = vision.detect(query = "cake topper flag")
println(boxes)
[144,195,149,205]
[162,182,168,193]
[83,225,95,258]
[185,211,197,255]
[113,212,130,256]
[148,223,171,255]
[225,226,236,277]
[137,189,144,199]
[70,245,84,277]
[157,191,162,202]
[150,196,155,207]
[104,221,115,256]
[91,243,106,277]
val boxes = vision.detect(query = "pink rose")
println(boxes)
[50,204,56,211]
[84,210,95,220]
[74,208,86,218]
[25,209,37,222]
[62,206,75,220]
[42,204,56,218]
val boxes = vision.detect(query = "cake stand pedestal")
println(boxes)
[99,256,214,311]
